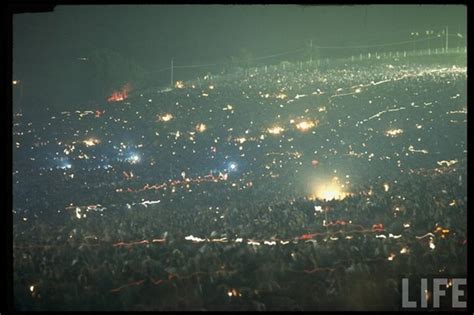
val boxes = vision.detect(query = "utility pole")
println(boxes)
[170,58,174,88]
[445,26,449,53]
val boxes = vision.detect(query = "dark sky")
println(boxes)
[13,5,466,110]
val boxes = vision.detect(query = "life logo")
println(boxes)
[400,275,467,310]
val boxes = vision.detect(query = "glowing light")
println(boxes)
[295,120,316,131]
[383,183,390,192]
[159,113,173,122]
[75,208,82,219]
[129,154,140,164]
[312,178,349,201]
[408,145,429,154]
[83,138,100,147]
[30,285,34,292]
[400,247,408,254]
[13,80,20,85]
[447,279,452,288]
[175,81,184,89]
[226,289,241,297]
[108,83,132,102]
[60,163,72,170]
[275,93,287,99]
[185,235,205,243]
[223,104,233,111]
[387,253,396,261]
[229,162,237,171]
[425,289,430,302]
[195,123,207,133]
[385,128,404,137]
[429,239,436,250]
[235,137,246,144]
[267,126,284,135]
[437,159,458,167]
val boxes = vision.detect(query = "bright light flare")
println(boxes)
[312,183,349,201]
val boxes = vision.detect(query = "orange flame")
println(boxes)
[107,83,132,102]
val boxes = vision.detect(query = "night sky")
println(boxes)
[13,5,466,110]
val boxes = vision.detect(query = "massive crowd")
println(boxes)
[13,53,467,310]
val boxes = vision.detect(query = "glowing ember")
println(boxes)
[385,128,404,137]
[107,83,132,102]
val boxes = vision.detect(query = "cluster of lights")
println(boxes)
[267,126,284,135]
[295,120,316,132]
[227,288,241,297]
[159,113,173,122]
[385,128,404,137]
[128,154,141,164]
[83,138,100,147]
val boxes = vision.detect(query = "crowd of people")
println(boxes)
[13,53,467,310]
